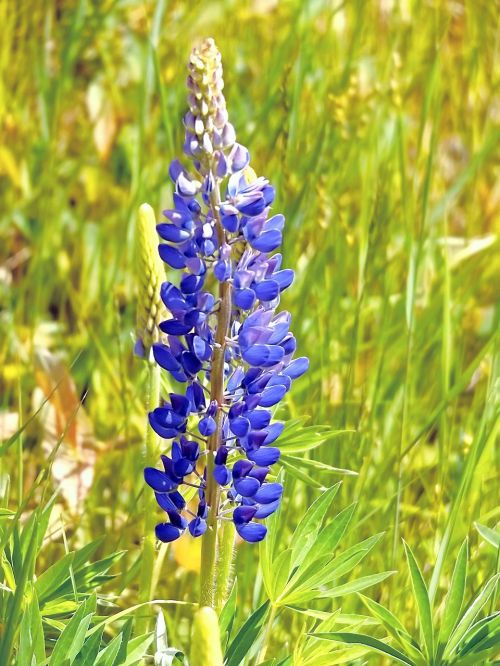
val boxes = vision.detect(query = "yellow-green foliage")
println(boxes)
[0,0,497,663]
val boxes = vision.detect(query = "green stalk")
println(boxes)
[137,360,161,634]
[214,520,236,614]
[199,175,232,608]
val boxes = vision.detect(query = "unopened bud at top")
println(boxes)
[184,38,239,174]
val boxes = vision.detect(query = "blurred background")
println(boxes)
[0,0,498,660]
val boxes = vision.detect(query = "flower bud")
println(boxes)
[190,606,223,666]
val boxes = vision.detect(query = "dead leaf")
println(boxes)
[33,348,97,514]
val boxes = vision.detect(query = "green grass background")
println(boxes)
[0,0,498,663]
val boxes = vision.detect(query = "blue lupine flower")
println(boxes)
[143,38,308,544]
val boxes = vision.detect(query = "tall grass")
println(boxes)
[0,0,498,663]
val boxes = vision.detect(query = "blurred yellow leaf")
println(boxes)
[33,348,97,514]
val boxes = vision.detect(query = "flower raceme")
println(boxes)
[143,38,308,544]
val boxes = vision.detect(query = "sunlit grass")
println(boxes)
[0,0,498,663]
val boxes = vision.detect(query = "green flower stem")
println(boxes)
[138,359,161,633]
[200,175,232,608]
[214,520,236,614]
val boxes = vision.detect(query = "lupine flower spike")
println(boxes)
[143,38,308,544]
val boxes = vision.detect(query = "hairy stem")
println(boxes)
[214,520,236,614]
[138,359,161,633]
[199,175,232,608]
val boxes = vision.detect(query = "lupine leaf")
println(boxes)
[289,484,340,569]
[75,627,104,665]
[95,633,123,666]
[436,538,468,657]
[281,454,356,476]
[18,587,45,666]
[358,594,424,661]
[457,612,500,655]
[48,594,96,666]
[271,548,292,602]
[120,633,155,665]
[224,601,270,666]
[279,456,327,488]
[403,541,434,661]
[317,571,395,598]
[474,522,500,549]
[220,578,238,651]
[309,632,415,665]
[312,503,357,561]
[283,533,384,601]
[444,574,500,660]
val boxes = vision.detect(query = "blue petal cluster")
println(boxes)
[143,39,308,543]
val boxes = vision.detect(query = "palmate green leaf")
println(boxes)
[259,493,284,599]
[224,601,269,666]
[474,522,500,549]
[281,454,356,477]
[86,599,192,637]
[120,633,155,665]
[35,538,104,605]
[436,538,468,659]
[114,617,133,664]
[0,519,39,665]
[457,611,500,657]
[312,503,357,562]
[95,632,122,666]
[271,548,293,603]
[358,594,424,662]
[220,578,238,651]
[276,417,351,454]
[18,586,45,666]
[279,456,327,489]
[48,594,96,666]
[403,541,434,661]
[39,550,125,608]
[455,646,500,666]
[309,632,415,665]
[278,534,385,606]
[443,574,500,660]
[74,626,104,665]
[290,484,341,569]
[317,571,396,599]
[359,594,412,640]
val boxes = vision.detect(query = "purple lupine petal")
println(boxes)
[159,244,187,269]
[157,224,192,243]
[283,356,310,379]
[160,320,192,335]
[155,523,184,542]
[230,416,250,437]
[250,229,282,252]
[213,464,231,485]
[188,516,207,537]
[152,344,181,373]
[234,476,260,497]
[254,483,283,504]
[247,446,281,466]
[233,505,257,524]
[263,422,285,445]
[144,468,178,492]
[235,521,267,542]
[254,498,281,519]
[259,384,287,407]
[199,415,216,436]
